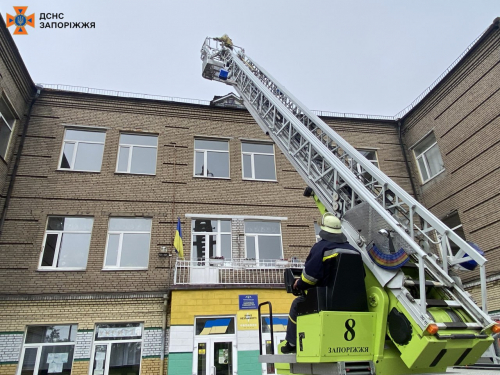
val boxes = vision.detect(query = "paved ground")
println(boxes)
[445,368,500,375]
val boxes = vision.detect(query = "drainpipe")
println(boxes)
[0,86,42,236]
[397,120,418,200]
[160,292,169,375]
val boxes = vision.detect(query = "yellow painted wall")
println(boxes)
[170,289,295,325]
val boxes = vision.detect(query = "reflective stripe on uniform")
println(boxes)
[323,251,339,262]
[323,248,359,262]
[288,315,296,324]
[301,270,317,285]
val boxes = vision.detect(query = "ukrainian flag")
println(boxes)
[174,217,184,259]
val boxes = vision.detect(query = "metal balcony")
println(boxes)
[173,258,304,285]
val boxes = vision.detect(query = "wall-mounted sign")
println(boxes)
[239,294,258,310]
[237,310,258,330]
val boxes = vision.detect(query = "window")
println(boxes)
[0,98,16,160]
[244,221,283,262]
[104,218,152,269]
[442,212,466,255]
[59,129,106,172]
[91,323,142,375]
[192,219,232,263]
[116,134,158,175]
[356,149,380,187]
[261,315,288,333]
[194,139,229,178]
[18,325,77,375]
[413,132,444,183]
[39,217,93,270]
[195,317,235,335]
[242,142,276,181]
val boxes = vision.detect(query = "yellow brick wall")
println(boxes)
[141,357,163,375]
[170,289,295,325]
[0,297,164,331]
[0,364,17,375]
[71,360,92,375]
[0,297,167,375]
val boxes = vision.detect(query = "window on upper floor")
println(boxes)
[241,142,277,181]
[194,139,229,178]
[413,132,444,183]
[356,149,380,188]
[59,129,106,172]
[39,217,93,270]
[116,133,158,175]
[104,217,152,270]
[18,324,77,375]
[244,221,283,262]
[191,218,232,264]
[442,211,466,255]
[0,97,16,160]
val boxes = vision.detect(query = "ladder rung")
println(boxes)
[404,279,445,287]
[402,262,418,268]
[416,299,462,308]
[436,322,483,330]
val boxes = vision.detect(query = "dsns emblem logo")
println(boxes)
[6,7,35,35]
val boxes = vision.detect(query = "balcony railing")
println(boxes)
[174,258,305,285]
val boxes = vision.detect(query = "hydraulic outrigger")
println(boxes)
[200,35,500,375]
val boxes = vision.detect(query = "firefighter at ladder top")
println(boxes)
[281,213,361,354]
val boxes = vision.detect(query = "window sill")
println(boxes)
[56,169,101,174]
[102,267,149,271]
[37,268,87,272]
[114,172,156,177]
[421,168,446,185]
[242,178,278,183]
[193,176,231,180]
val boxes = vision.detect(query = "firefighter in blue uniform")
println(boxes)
[281,213,360,354]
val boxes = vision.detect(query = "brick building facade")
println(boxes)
[0,14,497,375]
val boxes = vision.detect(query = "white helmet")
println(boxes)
[320,213,342,234]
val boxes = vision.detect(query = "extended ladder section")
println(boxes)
[200,37,494,334]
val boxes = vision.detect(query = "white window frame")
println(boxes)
[58,128,106,172]
[89,323,143,375]
[356,149,380,188]
[194,316,236,336]
[193,139,230,179]
[193,316,237,375]
[0,114,13,159]
[413,134,445,184]
[191,219,232,263]
[0,95,17,160]
[241,142,277,181]
[103,218,152,270]
[115,133,158,175]
[38,216,94,271]
[357,149,379,167]
[244,221,283,263]
[16,324,77,375]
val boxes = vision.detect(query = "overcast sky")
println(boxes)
[0,1,498,116]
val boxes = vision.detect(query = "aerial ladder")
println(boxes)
[200,35,500,375]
